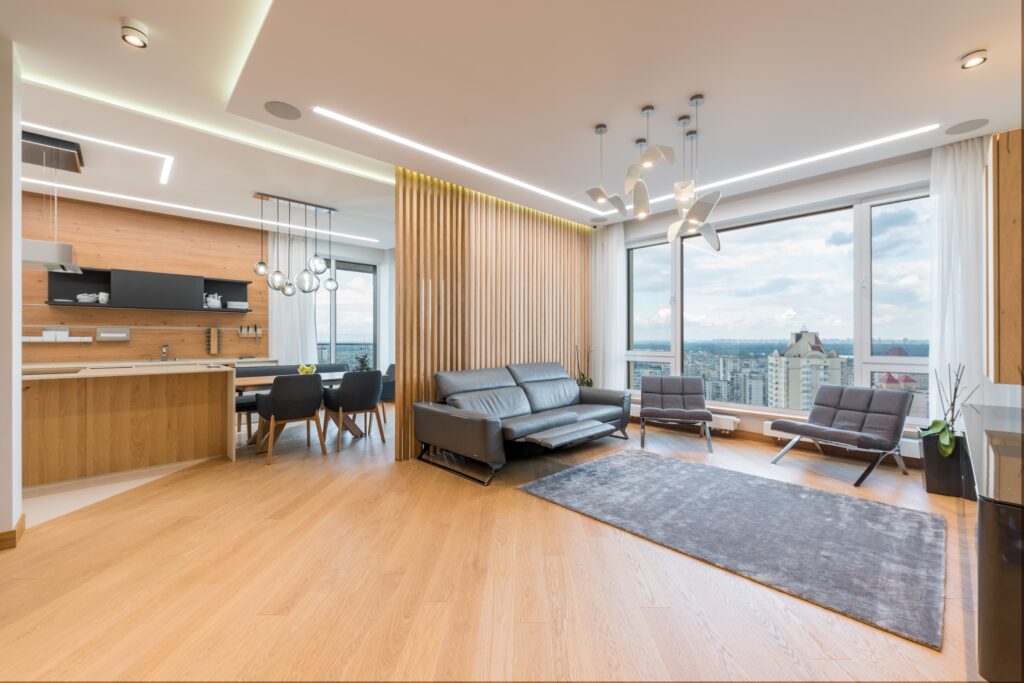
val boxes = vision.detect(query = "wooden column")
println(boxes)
[394,169,591,460]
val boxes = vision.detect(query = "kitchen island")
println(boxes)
[22,362,236,486]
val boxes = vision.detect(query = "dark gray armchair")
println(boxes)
[255,374,326,463]
[639,376,714,452]
[770,384,913,487]
[324,370,384,449]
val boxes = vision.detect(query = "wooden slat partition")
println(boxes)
[991,129,1022,385]
[395,168,591,460]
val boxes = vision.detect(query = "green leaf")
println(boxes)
[920,419,949,437]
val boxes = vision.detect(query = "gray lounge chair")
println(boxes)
[770,384,913,487]
[639,376,714,452]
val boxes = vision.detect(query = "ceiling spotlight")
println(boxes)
[120,18,149,48]
[959,49,988,69]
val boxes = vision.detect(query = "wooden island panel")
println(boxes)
[23,365,234,485]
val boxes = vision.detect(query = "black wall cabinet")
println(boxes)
[46,267,250,313]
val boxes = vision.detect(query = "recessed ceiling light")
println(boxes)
[313,105,597,213]
[21,121,174,184]
[946,119,989,135]
[20,178,380,243]
[121,18,149,49]
[959,49,988,69]
[265,101,302,120]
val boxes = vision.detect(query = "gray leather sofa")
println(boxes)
[414,362,630,484]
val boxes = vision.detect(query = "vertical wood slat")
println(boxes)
[394,168,591,460]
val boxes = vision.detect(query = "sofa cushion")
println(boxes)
[771,419,895,451]
[507,362,570,383]
[520,378,581,412]
[447,386,531,419]
[501,409,579,440]
[640,376,708,411]
[640,407,713,422]
[564,403,623,423]
[435,367,516,400]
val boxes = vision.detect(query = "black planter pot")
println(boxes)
[919,432,977,500]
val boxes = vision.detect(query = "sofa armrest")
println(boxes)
[413,402,506,467]
[579,386,631,431]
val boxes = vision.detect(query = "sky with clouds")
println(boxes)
[315,269,376,344]
[630,197,931,343]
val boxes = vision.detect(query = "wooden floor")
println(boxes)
[0,420,979,681]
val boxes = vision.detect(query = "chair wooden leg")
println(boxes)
[246,412,252,439]
[313,412,327,456]
[257,416,267,451]
[306,419,311,447]
[237,413,242,432]
[375,405,386,443]
[381,403,387,424]
[266,416,277,464]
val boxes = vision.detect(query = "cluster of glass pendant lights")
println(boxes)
[253,196,339,295]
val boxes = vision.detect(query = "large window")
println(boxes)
[871,197,931,357]
[626,191,933,423]
[682,208,855,410]
[626,243,675,389]
[315,260,378,368]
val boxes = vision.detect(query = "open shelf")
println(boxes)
[46,267,251,314]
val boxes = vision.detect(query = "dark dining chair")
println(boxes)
[380,364,395,423]
[323,370,384,450]
[255,374,327,463]
[235,394,259,439]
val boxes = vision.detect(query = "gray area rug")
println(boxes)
[521,450,946,649]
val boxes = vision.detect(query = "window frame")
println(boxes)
[625,185,931,424]
[625,238,680,388]
[317,259,379,369]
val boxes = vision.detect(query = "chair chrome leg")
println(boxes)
[640,418,646,448]
[812,439,826,456]
[893,448,909,475]
[771,436,801,464]
[704,422,713,453]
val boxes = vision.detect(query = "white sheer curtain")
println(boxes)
[268,233,318,365]
[589,223,627,389]
[928,136,987,423]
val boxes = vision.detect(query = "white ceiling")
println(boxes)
[0,0,396,246]
[1,0,1021,229]
[229,0,1021,222]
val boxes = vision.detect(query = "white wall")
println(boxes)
[0,37,21,534]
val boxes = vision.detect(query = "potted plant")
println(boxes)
[354,347,372,372]
[918,364,977,500]
[575,345,593,387]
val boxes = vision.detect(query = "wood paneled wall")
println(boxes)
[394,168,591,460]
[991,130,1022,385]
[22,193,269,362]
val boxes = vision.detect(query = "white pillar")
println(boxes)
[0,36,22,540]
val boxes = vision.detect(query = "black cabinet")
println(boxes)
[46,267,250,313]
[111,269,204,311]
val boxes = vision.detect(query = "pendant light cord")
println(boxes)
[303,203,309,262]
[286,201,292,277]
[259,197,264,262]
[328,211,333,268]
[694,103,700,186]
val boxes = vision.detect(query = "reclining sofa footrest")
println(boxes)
[522,419,615,449]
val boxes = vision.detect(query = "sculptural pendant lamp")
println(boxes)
[323,210,338,291]
[253,197,269,276]
[267,198,287,290]
[294,204,321,293]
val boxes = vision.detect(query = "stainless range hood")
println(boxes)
[22,239,82,274]
[21,130,83,274]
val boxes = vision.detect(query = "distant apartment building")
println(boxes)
[768,330,853,410]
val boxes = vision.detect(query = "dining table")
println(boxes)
[235,370,366,445]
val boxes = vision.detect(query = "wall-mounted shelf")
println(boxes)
[23,336,94,343]
[46,267,251,314]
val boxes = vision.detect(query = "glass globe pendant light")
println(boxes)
[308,208,328,274]
[295,203,320,293]
[253,195,269,276]
[281,202,296,296]
[323,210,338,291]
[267,199,286,290]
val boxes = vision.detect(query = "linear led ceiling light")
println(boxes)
[22,121,175,184]
[21,178,379,244]
[640,123,941,212]
[313,105,598,213]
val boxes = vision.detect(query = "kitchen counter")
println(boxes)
[23,357,276,373]
[22,361,237,486]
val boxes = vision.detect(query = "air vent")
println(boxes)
[22,131,84,173]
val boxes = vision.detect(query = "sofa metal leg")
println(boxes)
[812,439,826,456]
[417,445,498,486]
[640,418,646,448]
[771,436,801,464]
[704,422,713,453]
[854,450,888,487]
